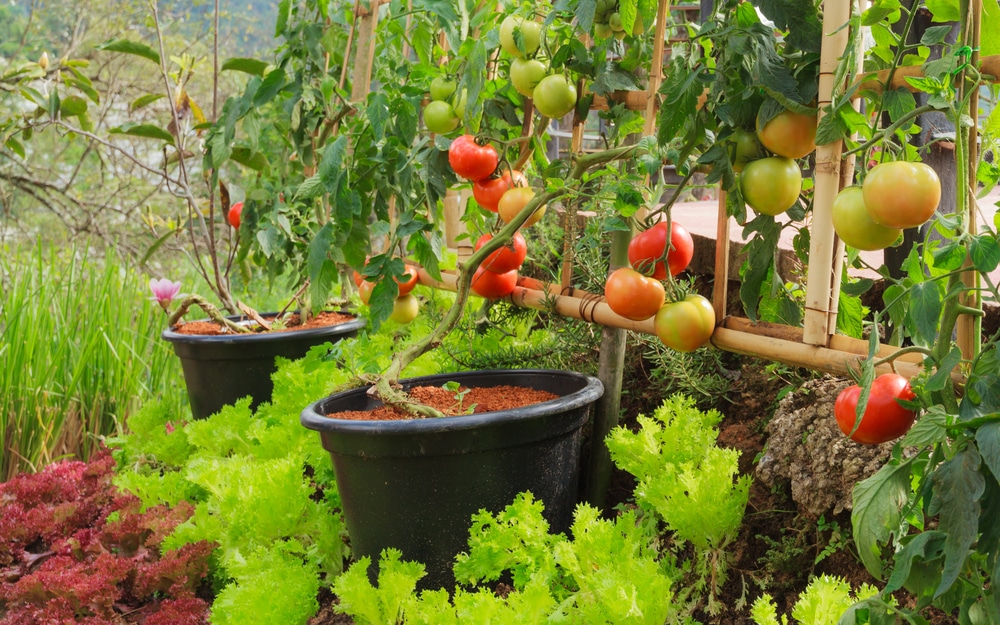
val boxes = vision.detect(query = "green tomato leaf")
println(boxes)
[976,422,1000,483]
[923,0,960,22]
[928,446,985,598]
[97,38,161,64]
[908,282,942,345]
[982,0,1000,57]
[575,0,597,33]
[852,457,916,578]
[836,294,864,339]
[930,240,966,270]
[924,345,962,393]
[275,0,291,37]
[221,57,269,76]
[308,223,339,313]
[970,233,1000,273]
[884,531,946,595]
[899,407,950,448]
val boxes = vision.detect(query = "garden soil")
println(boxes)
[172,311,356,336]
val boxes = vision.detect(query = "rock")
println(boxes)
[755,376,893,517]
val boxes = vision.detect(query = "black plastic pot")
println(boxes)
[163,313,365,420]
[300,369,603,589]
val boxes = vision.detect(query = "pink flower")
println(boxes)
[149,278,182,310]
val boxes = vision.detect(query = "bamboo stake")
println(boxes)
[957,0,982,361]
[803,0,853,346]
[712,190,730,321]
[349,0,381,104]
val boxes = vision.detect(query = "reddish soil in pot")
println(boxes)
[326,385,559,420]
[172,311,356,336]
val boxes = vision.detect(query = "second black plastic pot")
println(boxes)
[163,312,365,420]
[300,369,603,589]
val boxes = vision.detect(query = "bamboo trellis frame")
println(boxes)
[387,0,993,381]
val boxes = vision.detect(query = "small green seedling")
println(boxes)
[443,381,476,415]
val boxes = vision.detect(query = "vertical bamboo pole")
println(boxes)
[713,190,730,320]
[560,95,588,293]
[957,0,982,360]
[586,0,671,510]
[803,0,852,346]
[350,0,381,104]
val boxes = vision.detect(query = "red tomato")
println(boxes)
[757,109,817,159]
[862,161,941,229]
[471,266,518,299]
[627,222,694,280]
[834,374,917,444]
[653,294,715,352]
[395,265,419,296]
[604,268,665,321]
[352,270,364,287]
[475,232,528,274]
[449,135,499,181]
[473,170,528,212]
[228,201,243,229]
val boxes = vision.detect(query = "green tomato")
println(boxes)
[430,76,456,102]
[740,156,802,216]
[532,74,577,119]
[608,12,623,31]
[832,186,902,251]
[499,15,542,58]
[510,58,548,97]
[423,100,459,134]
[731,128,762,173]
[593,22,614,38]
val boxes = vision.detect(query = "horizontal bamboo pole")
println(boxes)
[414,269,947,381]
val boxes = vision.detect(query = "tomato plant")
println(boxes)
[757,109,817,160]
[861,161,942,229]
[604,268,665,321]
[475,232,527,274]
[498,187,545,226]
[390,294,420,324]
[740,157,802,216]
[471,266,518,299]
[424,101,460,134]
[834,374,917,445]
[498,15,541,58]
[627,222,694,280]
[449,135,498,181]
[227,202,243,229]
[473,170,527,213]
[532,75,578,119]
[510,58,548,98]
[653,294,716,352]
[831,186,901,251]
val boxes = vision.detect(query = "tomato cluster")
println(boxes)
[602,220,714,351]
[730,107,815,217]
[355,260,421,324]
[423,75,464,135]
[496,14,578,120]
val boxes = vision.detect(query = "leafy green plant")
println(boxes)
[335,493,677,625]
[751,575,879,625]
[607,394,751,615]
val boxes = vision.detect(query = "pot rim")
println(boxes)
[300,369,604,435]
[161,310,366,345]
